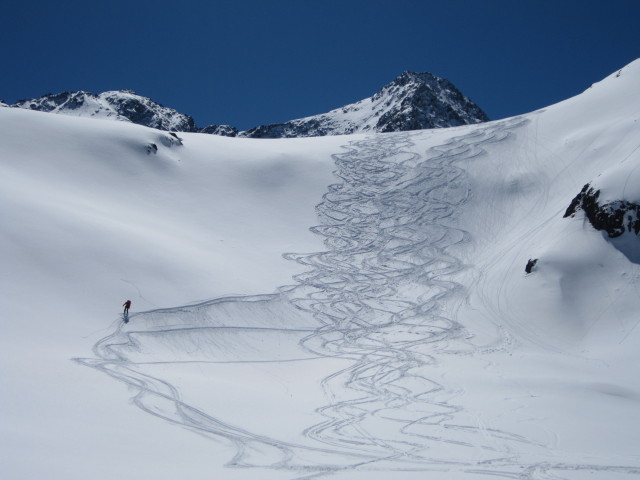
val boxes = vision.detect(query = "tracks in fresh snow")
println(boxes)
[77,119,640,479]
[284,120,541,464]
[76,295,346,469]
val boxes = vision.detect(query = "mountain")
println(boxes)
[240,71,488,138]
[2,60,640,480]
[11,90,197,132]
[5,71,488,137]
[198,124,239,136]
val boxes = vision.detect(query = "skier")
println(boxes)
[123,300,132,319]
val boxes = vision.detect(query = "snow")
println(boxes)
[240,71,487,138]
[2,59,640,479]
[6,72,485,138]
[9,90,196,131]
[11,90,127,121]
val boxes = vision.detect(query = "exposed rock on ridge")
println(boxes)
[12,90,196,132]
[564,183,640,237]
[5,71,488,137]
[239,71,488,138]
[199,124,239,137]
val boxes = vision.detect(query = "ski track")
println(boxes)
[76,120,640,479]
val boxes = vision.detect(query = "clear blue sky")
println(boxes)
[2,0,639,130]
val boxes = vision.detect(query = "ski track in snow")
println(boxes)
[76,120,640,479]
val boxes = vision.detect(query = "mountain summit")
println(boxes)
[240,71,488,138]
[11,90,197,132]
[5,71,488,137]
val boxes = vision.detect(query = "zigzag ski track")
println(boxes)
[77,119,640,479]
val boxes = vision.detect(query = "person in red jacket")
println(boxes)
[123,300,132,318]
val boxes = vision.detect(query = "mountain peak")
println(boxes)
[8,90,196,132]
[241,71,488,138]
[112,89,138,95]
[5,70,488,138]
[396,70,439,82]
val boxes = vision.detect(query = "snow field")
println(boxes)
[2,59,640,479]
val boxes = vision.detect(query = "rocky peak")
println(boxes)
[97,90,196,132]
[14,90,121,117]
[6,71,488,138]
[377,71,442,95]
[372,71,489,132]
[240,71,488,138]
[199,124,239,137]
[9,90,196,132]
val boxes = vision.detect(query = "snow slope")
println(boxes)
[0,110,345,478]
[1,60,640,480]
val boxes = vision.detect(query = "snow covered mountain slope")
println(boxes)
[0,109,346,479]
[1,60,640,480]
[11,90,197,131]
[240,71,488,138]
[6,71,487,138]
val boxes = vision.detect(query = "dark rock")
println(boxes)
[564,183,640,237]
[168,132,183,144]
[160,133,184,148]
[99,91,197,132]
[240,71,488,139]
[10,71,488,139]
[525,258,538,274]
[199,125,239,137]
[12,90,197,133]
[14,91,95,112]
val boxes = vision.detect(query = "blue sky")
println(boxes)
[2,0,639,130]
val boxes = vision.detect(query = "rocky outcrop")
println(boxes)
[564,183,640,237]
[198,125,239,136]
[525,258,538,273]
[11,90,197,132]
[98,90,196,132]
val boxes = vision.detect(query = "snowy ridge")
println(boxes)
[11,90,197,131]
[240,71,488,138]
[5,71,487,137]
[13,90,127,120]
[198,124,239,136]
